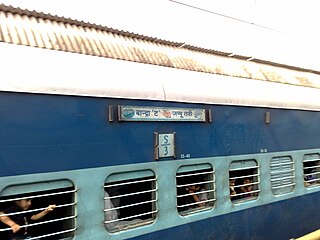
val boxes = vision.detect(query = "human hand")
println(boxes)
[186,187,194,194]
[11,223,20,233]
[46,204,56,212]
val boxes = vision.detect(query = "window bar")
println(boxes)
[271,169,295,174]
[271,162,294,167]
[304,171,320,177]
[177,198,216,208]
[303,158,320,163]
[270,175,295,182]
[177,189,215,198]
[104,177,157,188]
[271,176,295,182]
[271,183,296,189]
[0,201,77,218]
[305,177,320,183]
[231,189,261,198]
[235,181,260,189]
[229,166,259,171]
[229,173,259,180]
[176,179,215,188]
[303,166,320,170]
[27,228,77,240]
[176,170,215,178]
[104,188,157,200]
[0,215,77,232]
[0,188,77,203]
[105,210,158,224]
[104,198,157,212]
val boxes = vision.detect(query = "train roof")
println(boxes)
[1,4,320,111]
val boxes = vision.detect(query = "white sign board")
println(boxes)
[158,133,175,158]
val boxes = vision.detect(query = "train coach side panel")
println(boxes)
[1,91,320,177]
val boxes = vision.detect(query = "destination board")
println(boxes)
[119,105,206,122]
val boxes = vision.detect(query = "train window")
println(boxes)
[0,180,76,240]
[104,170,158,233]
[270,156,295,195]
[229,160,260,203]
[303,154,320,188]
[176,164,215,216]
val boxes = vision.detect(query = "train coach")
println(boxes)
[0,4,319,240]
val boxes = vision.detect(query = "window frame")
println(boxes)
[104,170,158,233]
[176,164,215,216]
[229,159,260,203]
[0,180,77,240]
[270,156,295,195]
[303,153,320,188]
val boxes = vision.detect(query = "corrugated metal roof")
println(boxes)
[1,4,320,89]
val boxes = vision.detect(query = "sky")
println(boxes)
[1,0,319,70]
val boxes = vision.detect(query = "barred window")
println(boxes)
[229,160,260,203]
[303,154,320,188]
[270,156,295,195]
[0,180,76,240]
[176,164,215,215]
[104,170,158,232]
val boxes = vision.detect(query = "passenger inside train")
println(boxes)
[185,184,208,208]
[0,198,55,240]
[104,190,119,230]
[104,175,157,232]
[0,186,76,240]
[240,177,254,198]
[229,179,237,197]
[303,159,320,187]
[176,167,215,214]
[229,163,259,203]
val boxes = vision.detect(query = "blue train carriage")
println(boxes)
[0,4,320,240]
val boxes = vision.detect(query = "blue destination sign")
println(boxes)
[119,105,206,122]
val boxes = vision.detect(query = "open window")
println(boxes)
[104,170,158,233]
[229,159,260,203]
[0,180,76,240]
[176,164,215,216]
[303,154,320,188]
[270,156,295,195]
